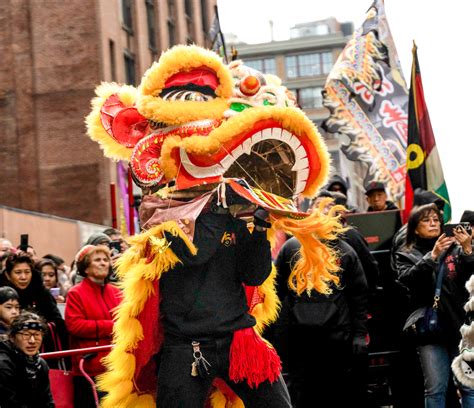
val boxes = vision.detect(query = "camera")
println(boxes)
[108,240,122,256]
[443,222,472,237]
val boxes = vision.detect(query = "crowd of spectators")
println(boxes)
[0,228,126,407]
[0,177,473,407]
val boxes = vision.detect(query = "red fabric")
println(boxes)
[402,174,414,224]
[164,68,219,90]
[134,280,163,396]
[49,369,74,408]
[65,279,122,376]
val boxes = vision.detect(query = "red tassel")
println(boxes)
[229,327,281,388]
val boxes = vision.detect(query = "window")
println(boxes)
[244,58,276,75]
[285,52,333,78]
[321,52,333,74]
[185,0,193,16]
[145,0,157,52]
[315,24,329,35]
[298,87,323,108]
[109,40,116,81]
[122,0,133,32]
[285,56,298,79]
[185,0,194,43]
[298,53,320,76]
[167,0,176,46]
[168,20,175,46]
[200,0,209,33]
[124,50,136,85]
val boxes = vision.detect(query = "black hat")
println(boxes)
[365,181,385,196]
[461,210,474,225]
[413,188,445,211]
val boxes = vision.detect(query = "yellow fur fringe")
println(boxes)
[138,95,229,125]
[85,82,139,161]
[98,221,280,408]
[272,199,347,295]
[139,45,233,99]
[97,222,196,408]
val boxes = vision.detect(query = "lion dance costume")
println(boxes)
[85,45,345,407]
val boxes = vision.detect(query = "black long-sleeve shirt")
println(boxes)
[160,211,272,338]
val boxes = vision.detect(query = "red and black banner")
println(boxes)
[403,43,451,223]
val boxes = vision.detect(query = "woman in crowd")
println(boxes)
[0,253,66,353]
[36,258,66,303]
[65,244,122,408]
[395,203,474,407]
[0,310,55,407]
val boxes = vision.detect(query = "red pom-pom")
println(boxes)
[229,327,281,388]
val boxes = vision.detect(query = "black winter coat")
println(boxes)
[342,227,380,292]
[275,237,368,341]
[0,270,67,353]
[395,240,474,345]
[0,340,55,407]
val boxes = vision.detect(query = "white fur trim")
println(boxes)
[460,323,474,345]
[464,297,474,313]
[452,356,474,388]
[461,349,474,362]
[465,275,474,294]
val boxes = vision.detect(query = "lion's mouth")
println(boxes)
[132,117,318,199]
[179,121,311,198]
[179,126,309,198]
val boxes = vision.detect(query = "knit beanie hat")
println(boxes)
[0,286,19,304]
[85,232,111,246]
[452,275,474,387]
[75,245,98,277]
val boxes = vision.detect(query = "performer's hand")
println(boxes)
[352,336,368,355]
[253,207,271,230]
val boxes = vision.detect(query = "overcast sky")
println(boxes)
[217,0,473,221]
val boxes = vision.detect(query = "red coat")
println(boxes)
[65,278,122,376]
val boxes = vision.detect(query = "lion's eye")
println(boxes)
[162,90,213,102]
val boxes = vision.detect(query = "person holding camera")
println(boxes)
[36,259,66,303]
[395,203,474,407]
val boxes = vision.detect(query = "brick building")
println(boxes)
[0,0,216,225]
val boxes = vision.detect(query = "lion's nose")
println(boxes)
[240,75,261,96]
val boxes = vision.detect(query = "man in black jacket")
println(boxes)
[156,203,292,408]
[275,223,369,407]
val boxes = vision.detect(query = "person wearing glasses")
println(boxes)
[0,310,54,407]
[395,203,474,407]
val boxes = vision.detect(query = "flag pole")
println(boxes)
[127,169,135,236]
[109,183,117,229]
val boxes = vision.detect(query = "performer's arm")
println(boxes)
[163,214,225,267]
[237,225,272,286]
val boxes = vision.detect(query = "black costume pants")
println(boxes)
[156,334,292,408]
[288,326,356,408]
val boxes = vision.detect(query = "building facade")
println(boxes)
[0,0,216,225]
[232,19,368,210]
